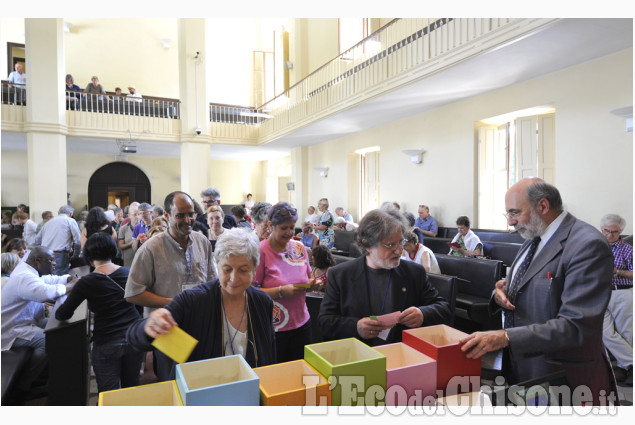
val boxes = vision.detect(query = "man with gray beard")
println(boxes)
[460,177,617,405]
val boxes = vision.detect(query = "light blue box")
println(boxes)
[175,355,260,406]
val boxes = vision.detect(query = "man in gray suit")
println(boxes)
[460,177,617,405]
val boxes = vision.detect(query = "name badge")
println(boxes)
[180,280,198,292]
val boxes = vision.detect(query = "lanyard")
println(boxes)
[365,261,392,315]
[221,293,247,356]
[184,245,194,281]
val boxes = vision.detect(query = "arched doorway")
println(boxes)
[88,162,151,209]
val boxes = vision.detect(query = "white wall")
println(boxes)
[304,49,634,234]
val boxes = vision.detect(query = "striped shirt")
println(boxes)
[611,238,633,287]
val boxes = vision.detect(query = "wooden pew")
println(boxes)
[332,230,356,256]
[435,254,503,331]
[423,237,454,254]
[427,273,457,326]
[1,347,33,405]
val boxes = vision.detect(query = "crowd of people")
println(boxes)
[1,178,632,405]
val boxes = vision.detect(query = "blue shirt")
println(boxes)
[414,215,438,236]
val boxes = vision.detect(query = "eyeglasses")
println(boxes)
[274,206,297,217]
[39,257,56,265]
[503,211,521,220]
[174,212,197,220]
[381,239,407,249]
[602,228,621,236]
[202,199,219,205]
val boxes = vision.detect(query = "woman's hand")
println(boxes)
[144,308,178,339]
[279,284,306,298]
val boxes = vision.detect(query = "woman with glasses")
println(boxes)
[318,206,451,346]
[401,231,440,274]
[448,216,482,257]
[255,202,322,362]
[314,198,335,248]
[127,228,276,380]
[251,202,272,241]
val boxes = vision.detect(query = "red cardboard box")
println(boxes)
[403,325,481,396]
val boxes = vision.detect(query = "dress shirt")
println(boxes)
[23,219,39,247]
[124,230,216,311]
[610,238,633,287]
[35,214,81,252]
[8,71,26,85]
[1,261,68,350]
[414,215,439,235]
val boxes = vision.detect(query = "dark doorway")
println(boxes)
[88,162,151,209]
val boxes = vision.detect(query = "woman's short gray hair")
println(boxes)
[601,214,626,232]
[356,206,408,255]
[1,252,20,275]
[214,228,260,269]
[251,202,272,225]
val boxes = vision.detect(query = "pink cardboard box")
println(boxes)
[403,325,481,396]
[373,343,437,406]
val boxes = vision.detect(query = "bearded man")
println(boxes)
[460,177,618,405]
[318,205,451,346]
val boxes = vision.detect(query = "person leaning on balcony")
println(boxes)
[64,74,82,109]
[7,62,26,105]
[126,85,142,103]
[85,75,107,101]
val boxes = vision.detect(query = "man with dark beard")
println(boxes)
[460,177,617,405]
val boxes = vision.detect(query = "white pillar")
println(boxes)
[24,18,68,220]
[180,142,210,200]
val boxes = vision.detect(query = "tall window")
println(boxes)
[339,19,368,55]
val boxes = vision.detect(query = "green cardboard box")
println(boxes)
[304,338,386,406]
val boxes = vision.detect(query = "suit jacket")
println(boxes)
[490,213,615,404]
[319,255,451,346]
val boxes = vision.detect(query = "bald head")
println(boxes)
[26,246,55,276]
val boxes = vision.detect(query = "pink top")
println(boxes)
[255,239,312,332]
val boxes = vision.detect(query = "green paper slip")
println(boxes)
[151,326,198,364]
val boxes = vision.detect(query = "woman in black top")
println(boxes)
[81,207,117,251]
[55,232,143,393]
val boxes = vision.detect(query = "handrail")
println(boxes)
[265,18,401,106]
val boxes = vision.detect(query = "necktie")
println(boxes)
[504,236,541,329]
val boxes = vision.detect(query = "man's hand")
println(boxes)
[144,308,178,339]
[494,279,515,310]
[398,307,424,328]
[357,317,390,339]
[459,330,509,359]
[64,275,79,293]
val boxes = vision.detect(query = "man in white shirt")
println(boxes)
[126,85,142,102]
[7,62,26,105]
[34,205,81,275]
[14,211,38,248]
[1,247,76,392]
[304,206,320,225]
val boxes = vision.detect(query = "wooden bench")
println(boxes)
[482,241,522,275]
[427,273,457,326]
[435,254,503,331]
[423,237,453,254]
[1,346,33,405]
[332,230,356,256]
[437,227,524,244]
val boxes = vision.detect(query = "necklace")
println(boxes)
[221,291,247,356]
[94,262,113,269]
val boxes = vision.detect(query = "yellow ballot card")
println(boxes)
[293,282,312,288]
[151,326,198,364]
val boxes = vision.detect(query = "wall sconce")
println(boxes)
[610,106,633,132]
[314,167,329,178]
[64,22,73,34]
[160,39,172,50]
[284,61,293,70]
[402,149,426,164]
